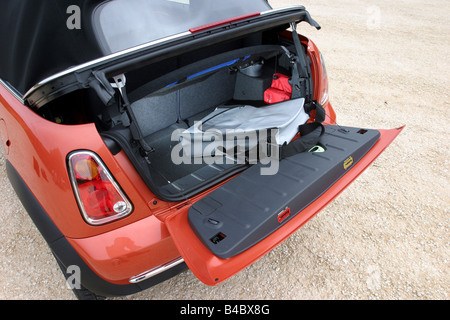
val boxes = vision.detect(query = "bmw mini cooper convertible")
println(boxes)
[0,0,403,299]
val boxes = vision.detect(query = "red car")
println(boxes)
[0,0,402,299]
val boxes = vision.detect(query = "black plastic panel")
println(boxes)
[188,125,380,258]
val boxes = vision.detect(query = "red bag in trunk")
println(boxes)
[264,73,292,104]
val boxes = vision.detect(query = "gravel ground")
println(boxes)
[0,0,448,300]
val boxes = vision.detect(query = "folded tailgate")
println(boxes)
[164,125,403,285]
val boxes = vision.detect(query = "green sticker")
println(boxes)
[308,145,326,153]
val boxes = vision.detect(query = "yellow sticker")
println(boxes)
[344,156,354,170]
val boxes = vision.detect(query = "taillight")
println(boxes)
[68,151,133,226]
[319,52,329,105]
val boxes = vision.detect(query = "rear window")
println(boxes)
[93,0,272,54]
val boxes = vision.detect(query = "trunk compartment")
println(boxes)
[102,40,312,201]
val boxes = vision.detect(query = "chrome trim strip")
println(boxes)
[0,78,24,104]
[23,31,192,99]
[129,257,185,284]
[23,6,305,100]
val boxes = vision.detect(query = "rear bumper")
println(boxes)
[66,212,184,286]
[6,160,186,297]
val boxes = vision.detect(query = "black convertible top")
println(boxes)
[0,0,272,95]
[0,0,104,94]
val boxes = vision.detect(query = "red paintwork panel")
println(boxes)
[0,85,173,239]
[67,215,180,284]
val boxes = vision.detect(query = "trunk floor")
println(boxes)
[145,123,205,186]
[144,123,245,193]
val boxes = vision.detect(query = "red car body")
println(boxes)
[0,0,402,298]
